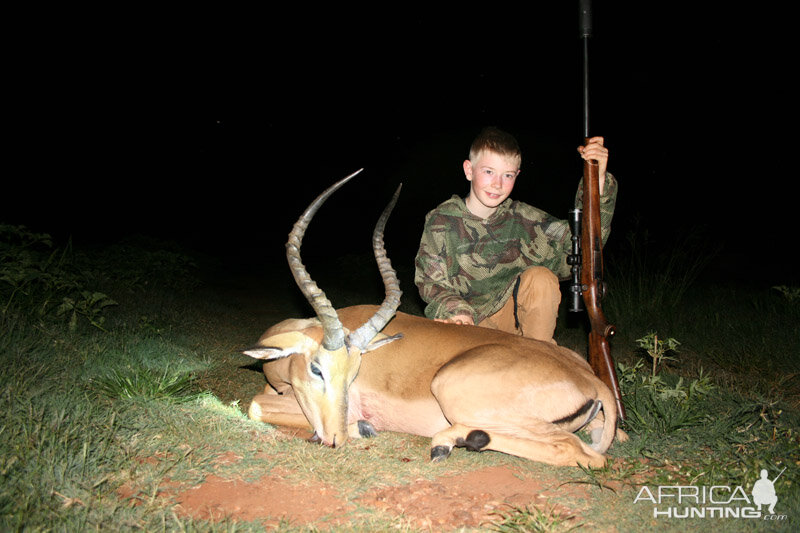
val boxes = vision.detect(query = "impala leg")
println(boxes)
[584,411,629,444]
[430,345,611,467]
[430,423,607,468]
[248,391,312,430]
[249,390,378,441]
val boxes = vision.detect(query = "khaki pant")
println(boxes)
[478,267,561,343]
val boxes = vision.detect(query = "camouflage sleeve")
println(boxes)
[414,212,477,322]
[574,171,618,246]
[542,172,618,280]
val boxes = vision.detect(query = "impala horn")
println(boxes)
[285,169,403,352]
[347,182,403,351]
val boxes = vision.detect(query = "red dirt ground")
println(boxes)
[117,430,595,532]
[166,462,584,531]
[117,431,596,531]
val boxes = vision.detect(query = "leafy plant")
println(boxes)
[57,291,118,332]
[619,338,715,437]
[0,224,52,249]
[1,226,110,329]
[773,285,800,302]
[635,332,680,377]
[1,226,56,314]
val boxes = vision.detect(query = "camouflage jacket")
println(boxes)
[414,174,618,323]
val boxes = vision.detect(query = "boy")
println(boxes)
[414,127,617,343]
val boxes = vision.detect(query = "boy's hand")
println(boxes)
[578,136,609,194]
[434,314,475,326]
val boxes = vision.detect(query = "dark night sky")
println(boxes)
[4,4,794,285]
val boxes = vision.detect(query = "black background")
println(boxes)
[4,3,794,285]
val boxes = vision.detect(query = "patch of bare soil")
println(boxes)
[139,457,587,531]
[172,471,352,529]
[358,466,583,530]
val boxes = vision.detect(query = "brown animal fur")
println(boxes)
[247,305,625,468]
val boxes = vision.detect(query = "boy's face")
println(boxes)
[463,150,520,218]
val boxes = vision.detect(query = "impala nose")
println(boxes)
[307,431,339,448]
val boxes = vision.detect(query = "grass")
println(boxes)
[487,504,581,531]
[1,223,799,531]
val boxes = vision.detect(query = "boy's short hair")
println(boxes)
[469,127,521,163]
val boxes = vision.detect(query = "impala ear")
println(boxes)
[242,331,319,360]
[362,332,404,354]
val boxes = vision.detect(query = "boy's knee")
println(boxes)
[515,267,560,343]
[520,267,560,293]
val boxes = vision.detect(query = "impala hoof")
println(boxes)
[357,420,378,438]
[430,445,451,462]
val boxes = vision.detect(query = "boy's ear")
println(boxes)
[463,159,473,181]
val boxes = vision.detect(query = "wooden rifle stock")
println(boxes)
[581,151,626,422]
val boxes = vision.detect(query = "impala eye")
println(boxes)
[310,362,323,379]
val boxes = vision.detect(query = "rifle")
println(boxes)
[568,0,626,422]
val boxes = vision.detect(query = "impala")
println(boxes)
[244,170,624,467]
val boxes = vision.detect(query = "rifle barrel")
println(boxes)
[580,0,592,138]
[579,0,593,37]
